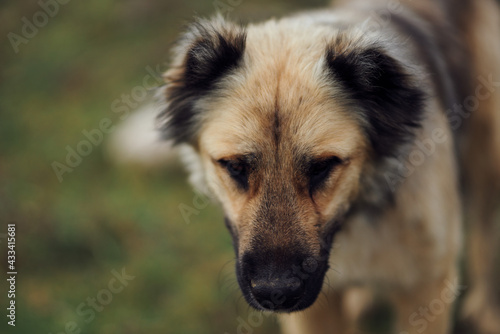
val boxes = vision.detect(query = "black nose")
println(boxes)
[239,250,312,311]
[250,277,305,310]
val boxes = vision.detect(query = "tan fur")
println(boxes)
[280,97,463,333]
[279,292,349,334]
[198,22,369,257]
[163,0,500,332]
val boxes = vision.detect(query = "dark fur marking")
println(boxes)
[307,156,343,197]
[272,73,282,149]
[160,22,247,143]
[326,44,426,158]
[273,106,281,147]
[218,158,250,191]
[184,30,246,90]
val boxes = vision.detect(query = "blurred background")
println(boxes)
[0,0,328,333]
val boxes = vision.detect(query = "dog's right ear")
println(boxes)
[158,17,247,144]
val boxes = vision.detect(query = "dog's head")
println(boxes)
[159,16,425,312]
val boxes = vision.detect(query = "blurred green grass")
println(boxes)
[0,0,327,333]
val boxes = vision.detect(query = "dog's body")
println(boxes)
[156,0,500,332]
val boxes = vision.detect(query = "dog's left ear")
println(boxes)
[158,17,247,144]
[326,39,426,158]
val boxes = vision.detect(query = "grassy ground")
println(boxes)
[0,0,327,333]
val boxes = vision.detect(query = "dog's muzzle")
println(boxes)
[237,249,328,312]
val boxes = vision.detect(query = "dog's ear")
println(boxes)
[159,17,247,144]
[326,39,426,158]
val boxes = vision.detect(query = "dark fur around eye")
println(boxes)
[218,159,249,190]
[308,157,343,195]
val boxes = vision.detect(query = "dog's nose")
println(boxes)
[238,247,330,312]
[240,249,310,311]
[250,277,305,310]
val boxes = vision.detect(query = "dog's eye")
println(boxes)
[308,157,342,194]
[218,159,249,190]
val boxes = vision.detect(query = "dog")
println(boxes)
[152,0,500,332]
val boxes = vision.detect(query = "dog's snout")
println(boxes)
[240,250,313,311]
[250,277,305,310]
